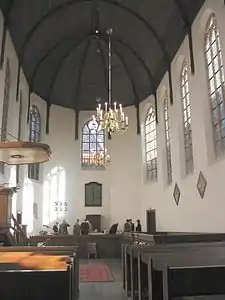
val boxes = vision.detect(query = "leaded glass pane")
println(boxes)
[205,14,225,156]
[144,106,157,181]
[81,120,106,167]
[181,62,194,174]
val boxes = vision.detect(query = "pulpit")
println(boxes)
[0,187,15,227]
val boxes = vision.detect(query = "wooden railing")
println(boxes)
[10,214,29,246]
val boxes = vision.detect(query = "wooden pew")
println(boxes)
[163,264,225,299]
[125,242,225,300]
[0,265,72,299]
[0,246,79,300]
[141,247,225,300]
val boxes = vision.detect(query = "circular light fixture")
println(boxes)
[11,154,24,159]
[0,141,52,165]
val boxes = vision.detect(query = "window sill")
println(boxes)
[81,165,106,171]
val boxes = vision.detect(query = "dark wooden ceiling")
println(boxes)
[0,0,205,110]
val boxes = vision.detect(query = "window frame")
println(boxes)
[204,13,225,157]
[28,105,41,181]
[180,61,194,175]
[0,58,11,174]
[85,182,102,207]
[144,105,158,181]
[81,119,106,169]
[163,92,172,185]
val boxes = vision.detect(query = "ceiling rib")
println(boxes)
[0,0,15,68]
[30,33,92,93]
[174,0,195,74]
[14,0,172,101]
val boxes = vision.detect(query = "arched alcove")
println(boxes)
[43,166,66,225]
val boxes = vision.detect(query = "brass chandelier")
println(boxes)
[90,150,110,167]
[93,29,128,134]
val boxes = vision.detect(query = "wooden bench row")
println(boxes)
[122,241,225,300]
[0,246,79,300]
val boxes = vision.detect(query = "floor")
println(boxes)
[79,259,225,300]
[79,259,127,300]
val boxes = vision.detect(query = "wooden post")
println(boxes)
[0,187,14,227]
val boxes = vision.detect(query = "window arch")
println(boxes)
[144,105,157,181]
[164,92,172,184]
[81,119,105,167]
[181,62,194,175]
[1,58,10,142]
[28,105,41,180]
[204,14,225,155]
[0,59,10,174]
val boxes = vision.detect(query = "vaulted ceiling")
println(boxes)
[0,0,205,111]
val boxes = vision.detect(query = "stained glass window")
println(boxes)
[181,62,194,175]
[0,58,10,174]
[204,14,225,156]
[145,106,157,181]
[81,119,105,167]
[28,105,41,180]
[164,92,172,184]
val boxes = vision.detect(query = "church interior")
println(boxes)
[0,0,225,299]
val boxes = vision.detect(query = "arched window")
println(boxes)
[28,105,41,180]
[145,105,157,181]
[43,166,66,225]
[164,92,172,184]
[204,14,225,155]
[0,59,10,174]
[1,58,10,142]
[181,62,194,175]
[81,119,105,167]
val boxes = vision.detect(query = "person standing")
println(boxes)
[52,222,59,234]
[59,220,70,235]
[73,219,81,235]
[123,219,131,232]
[129,219,135,232]
[81,219,89,235]
[136,219,142,232]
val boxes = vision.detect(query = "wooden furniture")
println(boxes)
[123,239,225,300]
[87,242,97,259]
[0,246,78,300]
[0,141,52,165]
[146,209,156,234]
[0,187,13,227]
[86,214,102,232]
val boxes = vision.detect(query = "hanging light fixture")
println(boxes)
[0,141,52,165]
[93,29,128,134]
[89,149,110,167]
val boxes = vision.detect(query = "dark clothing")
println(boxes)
[136,223,142,232]
[73,223,81,235]
[52,225,58,234]
[109,224,118,234]
[59,222,70,235]
[131,222,135,232]
[81,221,89,235]
[123,222,131,232]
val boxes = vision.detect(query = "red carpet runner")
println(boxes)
[79,263,114,283]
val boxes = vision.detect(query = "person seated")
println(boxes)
[109,223,118,234]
